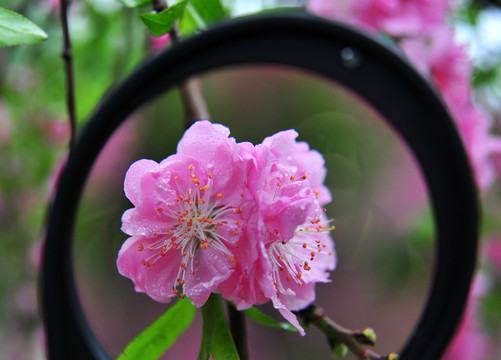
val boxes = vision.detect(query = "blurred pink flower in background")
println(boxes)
[43,0,61,13]
[485,238,501,276]
[443,274,492,360]
[44,119,70,147]
[0,102,13,145]
[150,33,171,52]
[307,0,501,191]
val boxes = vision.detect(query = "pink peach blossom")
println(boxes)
[118,122,336,333]
[118,121,249,306]
[219,130,336,334]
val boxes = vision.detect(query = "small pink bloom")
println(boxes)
[150,33,171,51]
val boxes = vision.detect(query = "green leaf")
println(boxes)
[243,307,298,332]
[116,0,150,8]
[140,0,188,36]
[199,294,240,360]
[118,297,196,360]
[188,0,227,27]
[178,6,198,36]
[0,7,47,47]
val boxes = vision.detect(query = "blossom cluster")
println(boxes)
[307,0,501,190]
[117,121,336,334]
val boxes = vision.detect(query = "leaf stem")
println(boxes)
[60,0,76,152]
[151,0,210,127]
[296,305,398,360]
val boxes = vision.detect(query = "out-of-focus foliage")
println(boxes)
[0,7,47,47]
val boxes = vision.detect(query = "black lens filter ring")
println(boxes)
[41,12,479,360]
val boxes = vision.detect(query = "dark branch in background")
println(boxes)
[60,0,77,152]
[152,0,210,128]
[297,305,399,360]
[227,303,249,360]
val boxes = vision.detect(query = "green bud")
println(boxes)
[362,328,377,344]
[388,353,399,360]
[332,343,348,358]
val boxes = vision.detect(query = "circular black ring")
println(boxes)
[41,12,479,360]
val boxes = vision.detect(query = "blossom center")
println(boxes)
[137,164,241,296]
[269,217,334,293]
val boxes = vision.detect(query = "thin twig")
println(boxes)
[296,305,398,360]
[151,0,210,127]
[227,303,249,360]
[60,0,77,152]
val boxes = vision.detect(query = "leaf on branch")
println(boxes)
[187,0,227,28]
[0,7,48,47]
[199,294,240,360]
[243,307,298,332]
[117,297,196,360]
[140,0,188,36]
[178,6,198,36]
[117,0,150,8]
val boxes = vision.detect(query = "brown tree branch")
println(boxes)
[60,0,76,152]
[151,0,210,127]
[296,305,399,360]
